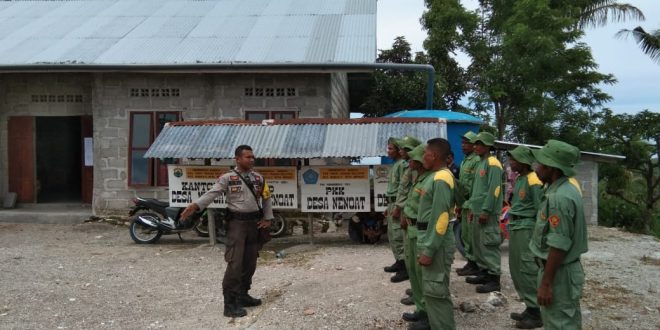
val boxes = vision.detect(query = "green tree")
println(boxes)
[359,36,446,117]
[575,0,644,29]
[597,109,660,233]
[616,27,660,64]
[422,0,616,142]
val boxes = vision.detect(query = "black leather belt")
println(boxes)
[227,210,262,221]
[417,222,428,230]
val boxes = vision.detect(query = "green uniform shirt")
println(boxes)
[417,169,456,257]
[530,177,588,263]
[458,153,480,208]
[403,170,431,220]
[395,167,417,209]
[387,159,407,197]
[469,155,504,216]
[509,172,543,230]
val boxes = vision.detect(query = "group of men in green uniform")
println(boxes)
[384,132,588,330]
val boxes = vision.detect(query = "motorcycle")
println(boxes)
[128,197,288,244]
[128,197,218,244]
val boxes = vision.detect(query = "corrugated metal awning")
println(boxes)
[494,140,625,164]
[145,118,448,159]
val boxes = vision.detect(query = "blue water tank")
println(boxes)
[383,110,483,165]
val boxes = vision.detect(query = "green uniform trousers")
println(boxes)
[460,208,474,262]
[387,202,405,261]
[538,261,584,330]
[421,227,455,330]
[509,226,539,308]
[404,224,425,312]
[471,215,501,275]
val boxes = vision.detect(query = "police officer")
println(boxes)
[181,145,273,318]
[400,144,430,329]
[384,137,408,278]
[465,132,504,293]
[530,140,587,330]
[456,131,481,276]
[395,135,422,286]
[507,146,544,329]
[417,138,457,330]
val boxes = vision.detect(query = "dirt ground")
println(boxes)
[0,221,658,330]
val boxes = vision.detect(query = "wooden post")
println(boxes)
[208,209,216,246]
[308,213,314,245]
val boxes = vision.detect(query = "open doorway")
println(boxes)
[35,117,82,202]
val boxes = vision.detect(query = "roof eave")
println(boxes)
[494,140,625,164]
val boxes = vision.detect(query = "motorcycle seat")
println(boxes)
[140,198,169,208]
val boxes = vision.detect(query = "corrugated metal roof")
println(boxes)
[0,0,376,66]
[145,119,448,159]
[385,110,484,124]
[494,140,625,164]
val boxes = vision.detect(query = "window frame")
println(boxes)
[128,111,180,187]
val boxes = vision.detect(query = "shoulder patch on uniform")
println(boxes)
[569,177,583,196]
[548,215,560,228]
[435,212,449,235]
[433,169,455,189]
[527,172,542,186]
[488,156,503,170]
[494,186,501,198]
[262,179,271,199]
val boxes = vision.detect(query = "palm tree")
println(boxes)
[576,0,645,29]
[616,27,660,64]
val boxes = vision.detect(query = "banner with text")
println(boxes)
[300,166,370,212]
[168,165,297,209]
[372,165,392,212]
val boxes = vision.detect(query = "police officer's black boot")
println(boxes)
[515,307,543,329]
[223,293,247,318]
[237,291,262,307]
[456,260,480,276]
[476,274,501,293]
[465,269,489,284]
[390,262,409,282]
[384,259,403,273]
[405,288,413,296]
[400,296,414,305]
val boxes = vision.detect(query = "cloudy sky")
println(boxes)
[377,0,660,114]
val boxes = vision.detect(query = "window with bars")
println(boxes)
[31,94,84,103]
[129,88,181,98]
[243,87,297,97]
[129,112,180,187]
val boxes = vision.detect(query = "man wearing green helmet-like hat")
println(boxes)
[530,140,587,330]
[456,131,481,277]
[384,137,408,278]
[507,146,544,329]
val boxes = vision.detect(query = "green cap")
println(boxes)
[388,137,402,148]
[474,132,495,147]
[408,144,425,163]
[531,139,580,177]
[400,135,422,151]
[462,131,478,143]
[507,146,535,166]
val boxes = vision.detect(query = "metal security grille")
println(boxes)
[244,87,297,97]
[129,88,180,98]
[31,94,83,103]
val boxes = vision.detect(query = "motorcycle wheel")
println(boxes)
[269,213,287,238]
[129,214,162,244]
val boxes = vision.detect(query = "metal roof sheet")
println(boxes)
[145,119,447,159]
[494,140,625,164]
[0,0,376,66]
[385,110,484,124]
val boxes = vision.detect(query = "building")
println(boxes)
[0,0,377,214]
[495,141,625,225]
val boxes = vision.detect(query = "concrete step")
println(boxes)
[0,204,93,224]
